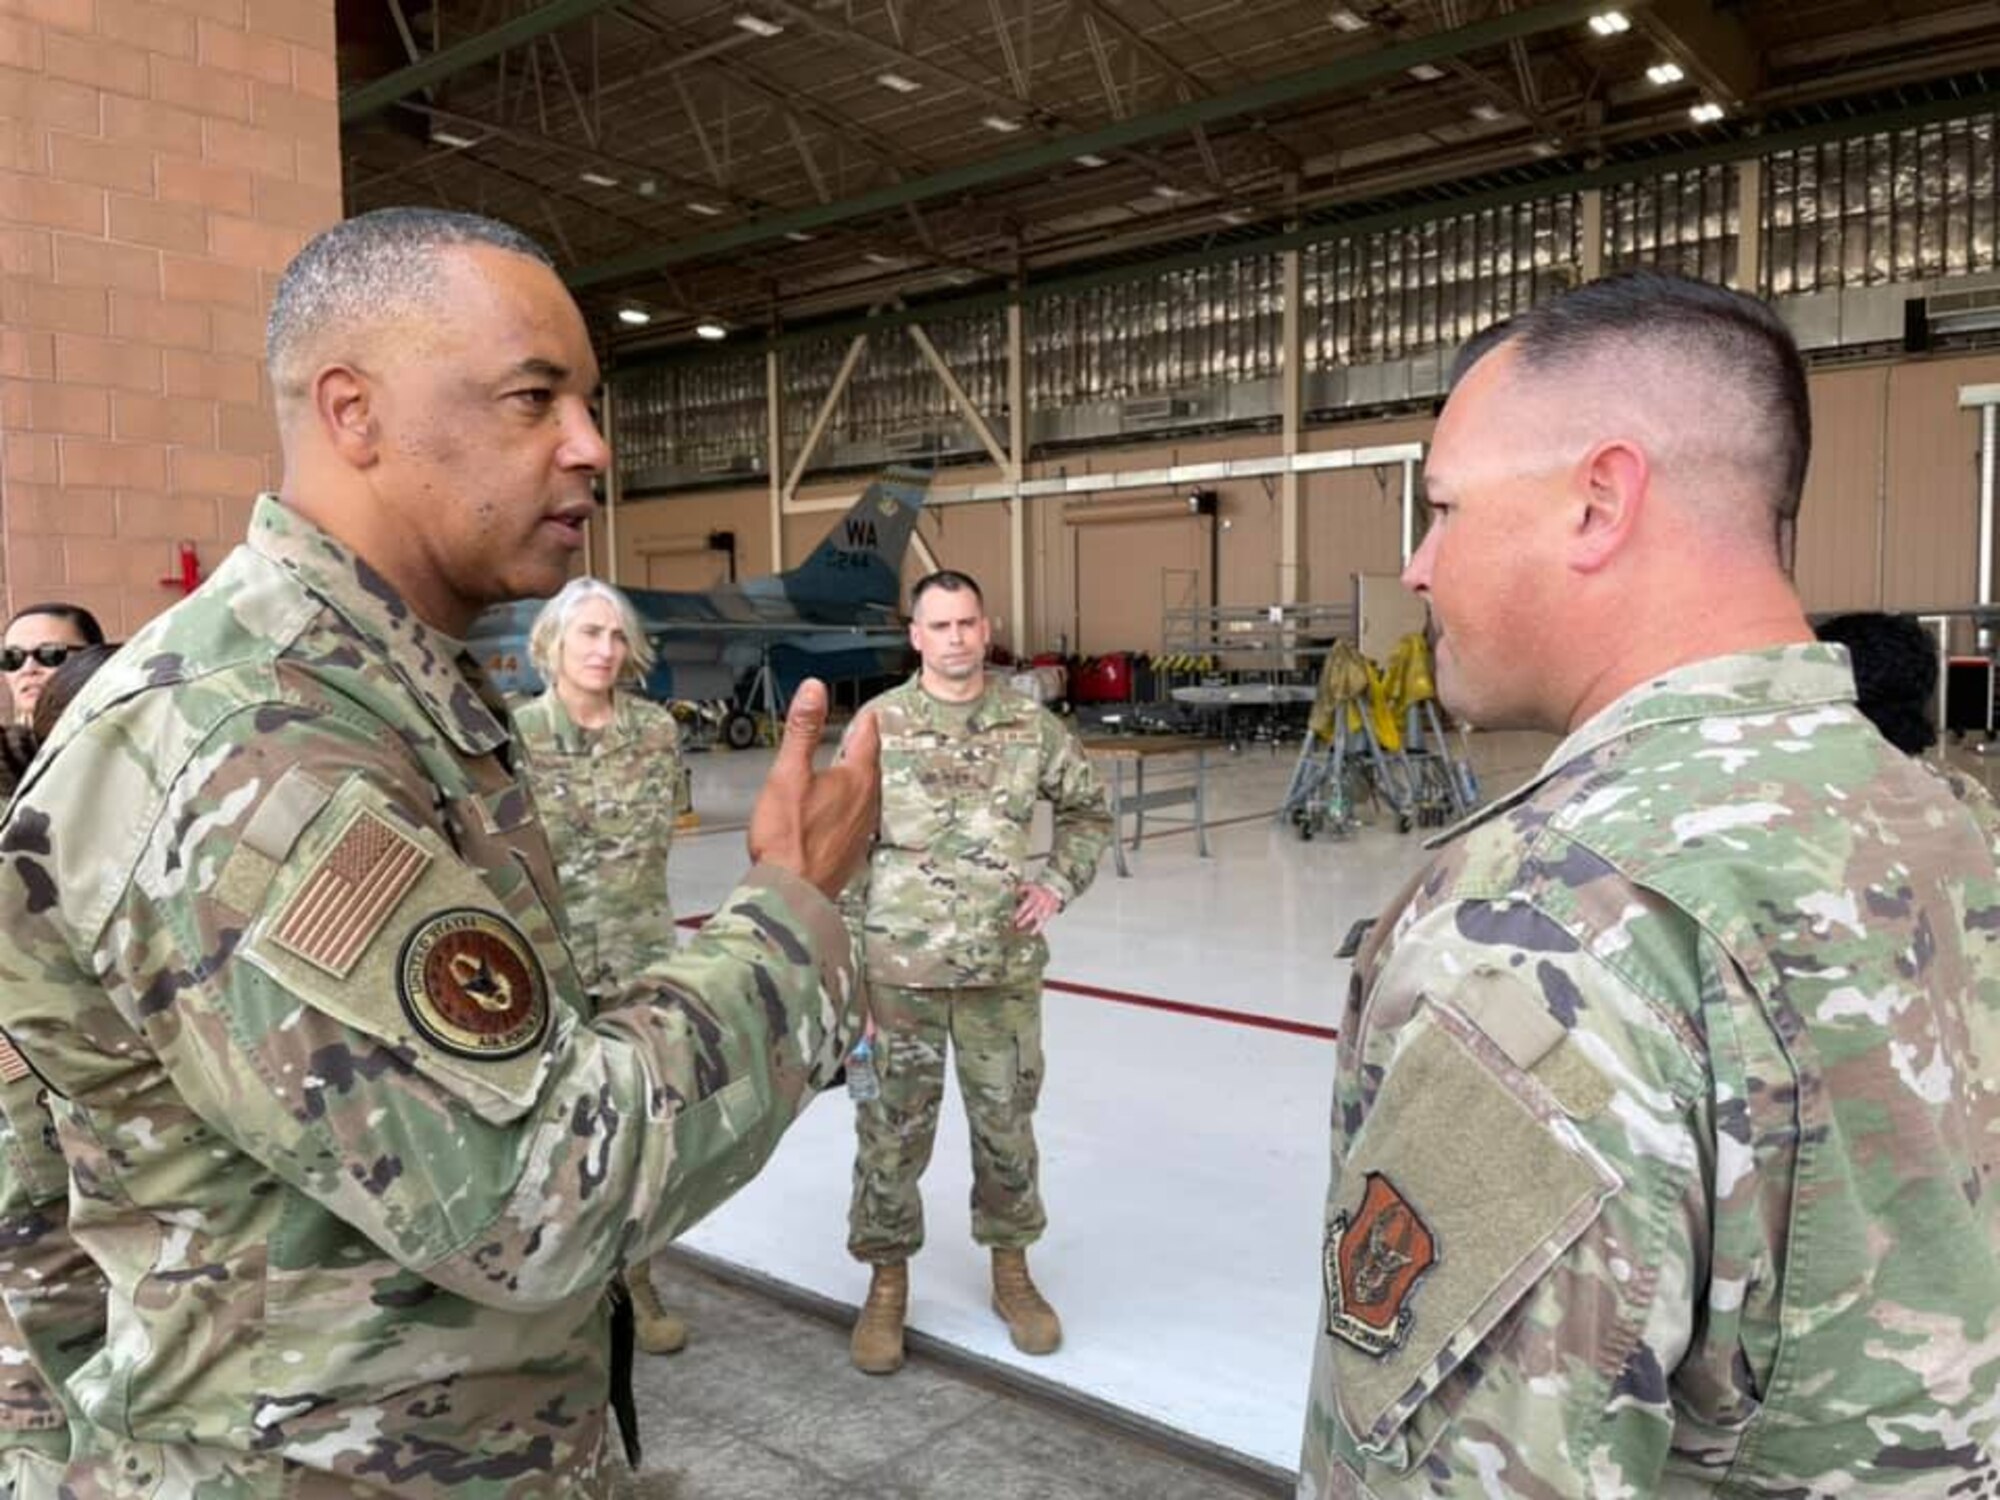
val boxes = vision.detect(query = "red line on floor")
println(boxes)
[1044,977,1338,1040]
[672,909,1336,1041]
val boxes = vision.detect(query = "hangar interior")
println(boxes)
[6,0,2000,1491]
[340,0,2000,1477]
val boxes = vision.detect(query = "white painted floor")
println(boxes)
[661,727,1553,1475]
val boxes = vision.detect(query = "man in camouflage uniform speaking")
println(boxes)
[0,207,880,1497]
[846,570,1111,1375]
[1299,271,2000,1497]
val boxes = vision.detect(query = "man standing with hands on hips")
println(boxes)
[845,569,1112,1375]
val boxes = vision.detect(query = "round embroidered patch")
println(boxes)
[397,908,549,1059]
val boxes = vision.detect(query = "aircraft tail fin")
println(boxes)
[784,467,928,617]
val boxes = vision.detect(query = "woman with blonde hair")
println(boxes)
[513,576,690,1355]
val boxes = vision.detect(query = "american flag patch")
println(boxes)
[0,1034,29,1085]
[270,808,432,978]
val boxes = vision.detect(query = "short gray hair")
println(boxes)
[528,576,656,687]
[267,207,554,412]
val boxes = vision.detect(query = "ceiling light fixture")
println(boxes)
[1328,6,1368,32]
[1647,61,1685,85]
[784,230,815,242]
[618,307,652,326]
[1218,209,1249,225]
[864,251,902,266]
[1074,152,1110,168]
[1406,62,1445,81]
[733,13,782,36]
[1469,102,1503,122]
[876,71,920,93]
[1152,184,1188,199]
[686,200,723,216]
[1587,9,1630,36]
[695,320,728,340]
[982,114,1023,133]
[1531,141,1560,157]
[1689,100,1725,123]
[579,170,619,187]
[432,128,478,149]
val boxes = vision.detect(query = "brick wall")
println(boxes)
[0,0,340,639]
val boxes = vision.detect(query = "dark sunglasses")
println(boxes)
[0,644,75,672]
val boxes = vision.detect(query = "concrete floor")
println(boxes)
[663,726,1556,1471]
[617,1252,1284,1500]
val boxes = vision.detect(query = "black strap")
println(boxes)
[608,1281,642,1469]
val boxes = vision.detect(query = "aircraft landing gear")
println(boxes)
[722,710,759,751]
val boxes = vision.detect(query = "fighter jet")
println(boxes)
[470,468,926,747]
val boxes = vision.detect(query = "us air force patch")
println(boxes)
[397,909,549,1059]
[1324,1171,1438,1357]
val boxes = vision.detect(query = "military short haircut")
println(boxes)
[266,207,554,411]
[1449,271,1812,525]
[910,570,984,610]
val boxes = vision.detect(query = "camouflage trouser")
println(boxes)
[847,982,1046,1264]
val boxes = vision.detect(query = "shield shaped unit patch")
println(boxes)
[397,908,549,1060]
[1324,1171,1438,1357]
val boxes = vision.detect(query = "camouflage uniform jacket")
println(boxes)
[513,689,681,999]
[1300,645,2000,1498]
[0,1046,103,1495]
[852,675,1111,989]
[0,495,858,1499]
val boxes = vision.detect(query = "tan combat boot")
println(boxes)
[990,1248,1061,1355]
[625,1264,689,1355]
[850,1262,909,1375]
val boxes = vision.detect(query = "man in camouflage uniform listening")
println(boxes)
[1300,271,2000,1497]
[0,207,880,1498]
[846,569,1111,1375]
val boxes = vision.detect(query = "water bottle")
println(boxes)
[845,1036,880,1104]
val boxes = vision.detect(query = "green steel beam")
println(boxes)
[341,0,629,124]
[611,76,2000,373]
[568,0,1636,289]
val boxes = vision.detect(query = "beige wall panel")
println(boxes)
[1303,466,1412,610]
[1219,480,1281,607]
[1882,352,2000,610]
[1024,434,1230,654]
[612,489,775,583]
[1791,366,1887,614]
[640,552,731,591]
[913,496,1010,610]
[1303,415,1430,608]
[1073,514,1209,654]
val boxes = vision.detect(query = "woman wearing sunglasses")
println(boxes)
[1,603,104,728]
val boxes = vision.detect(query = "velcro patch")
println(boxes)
[1324,1172,1438,1357]
[270,807,433,978]
[397,908,549,1060]
[0,1033,30,1085]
